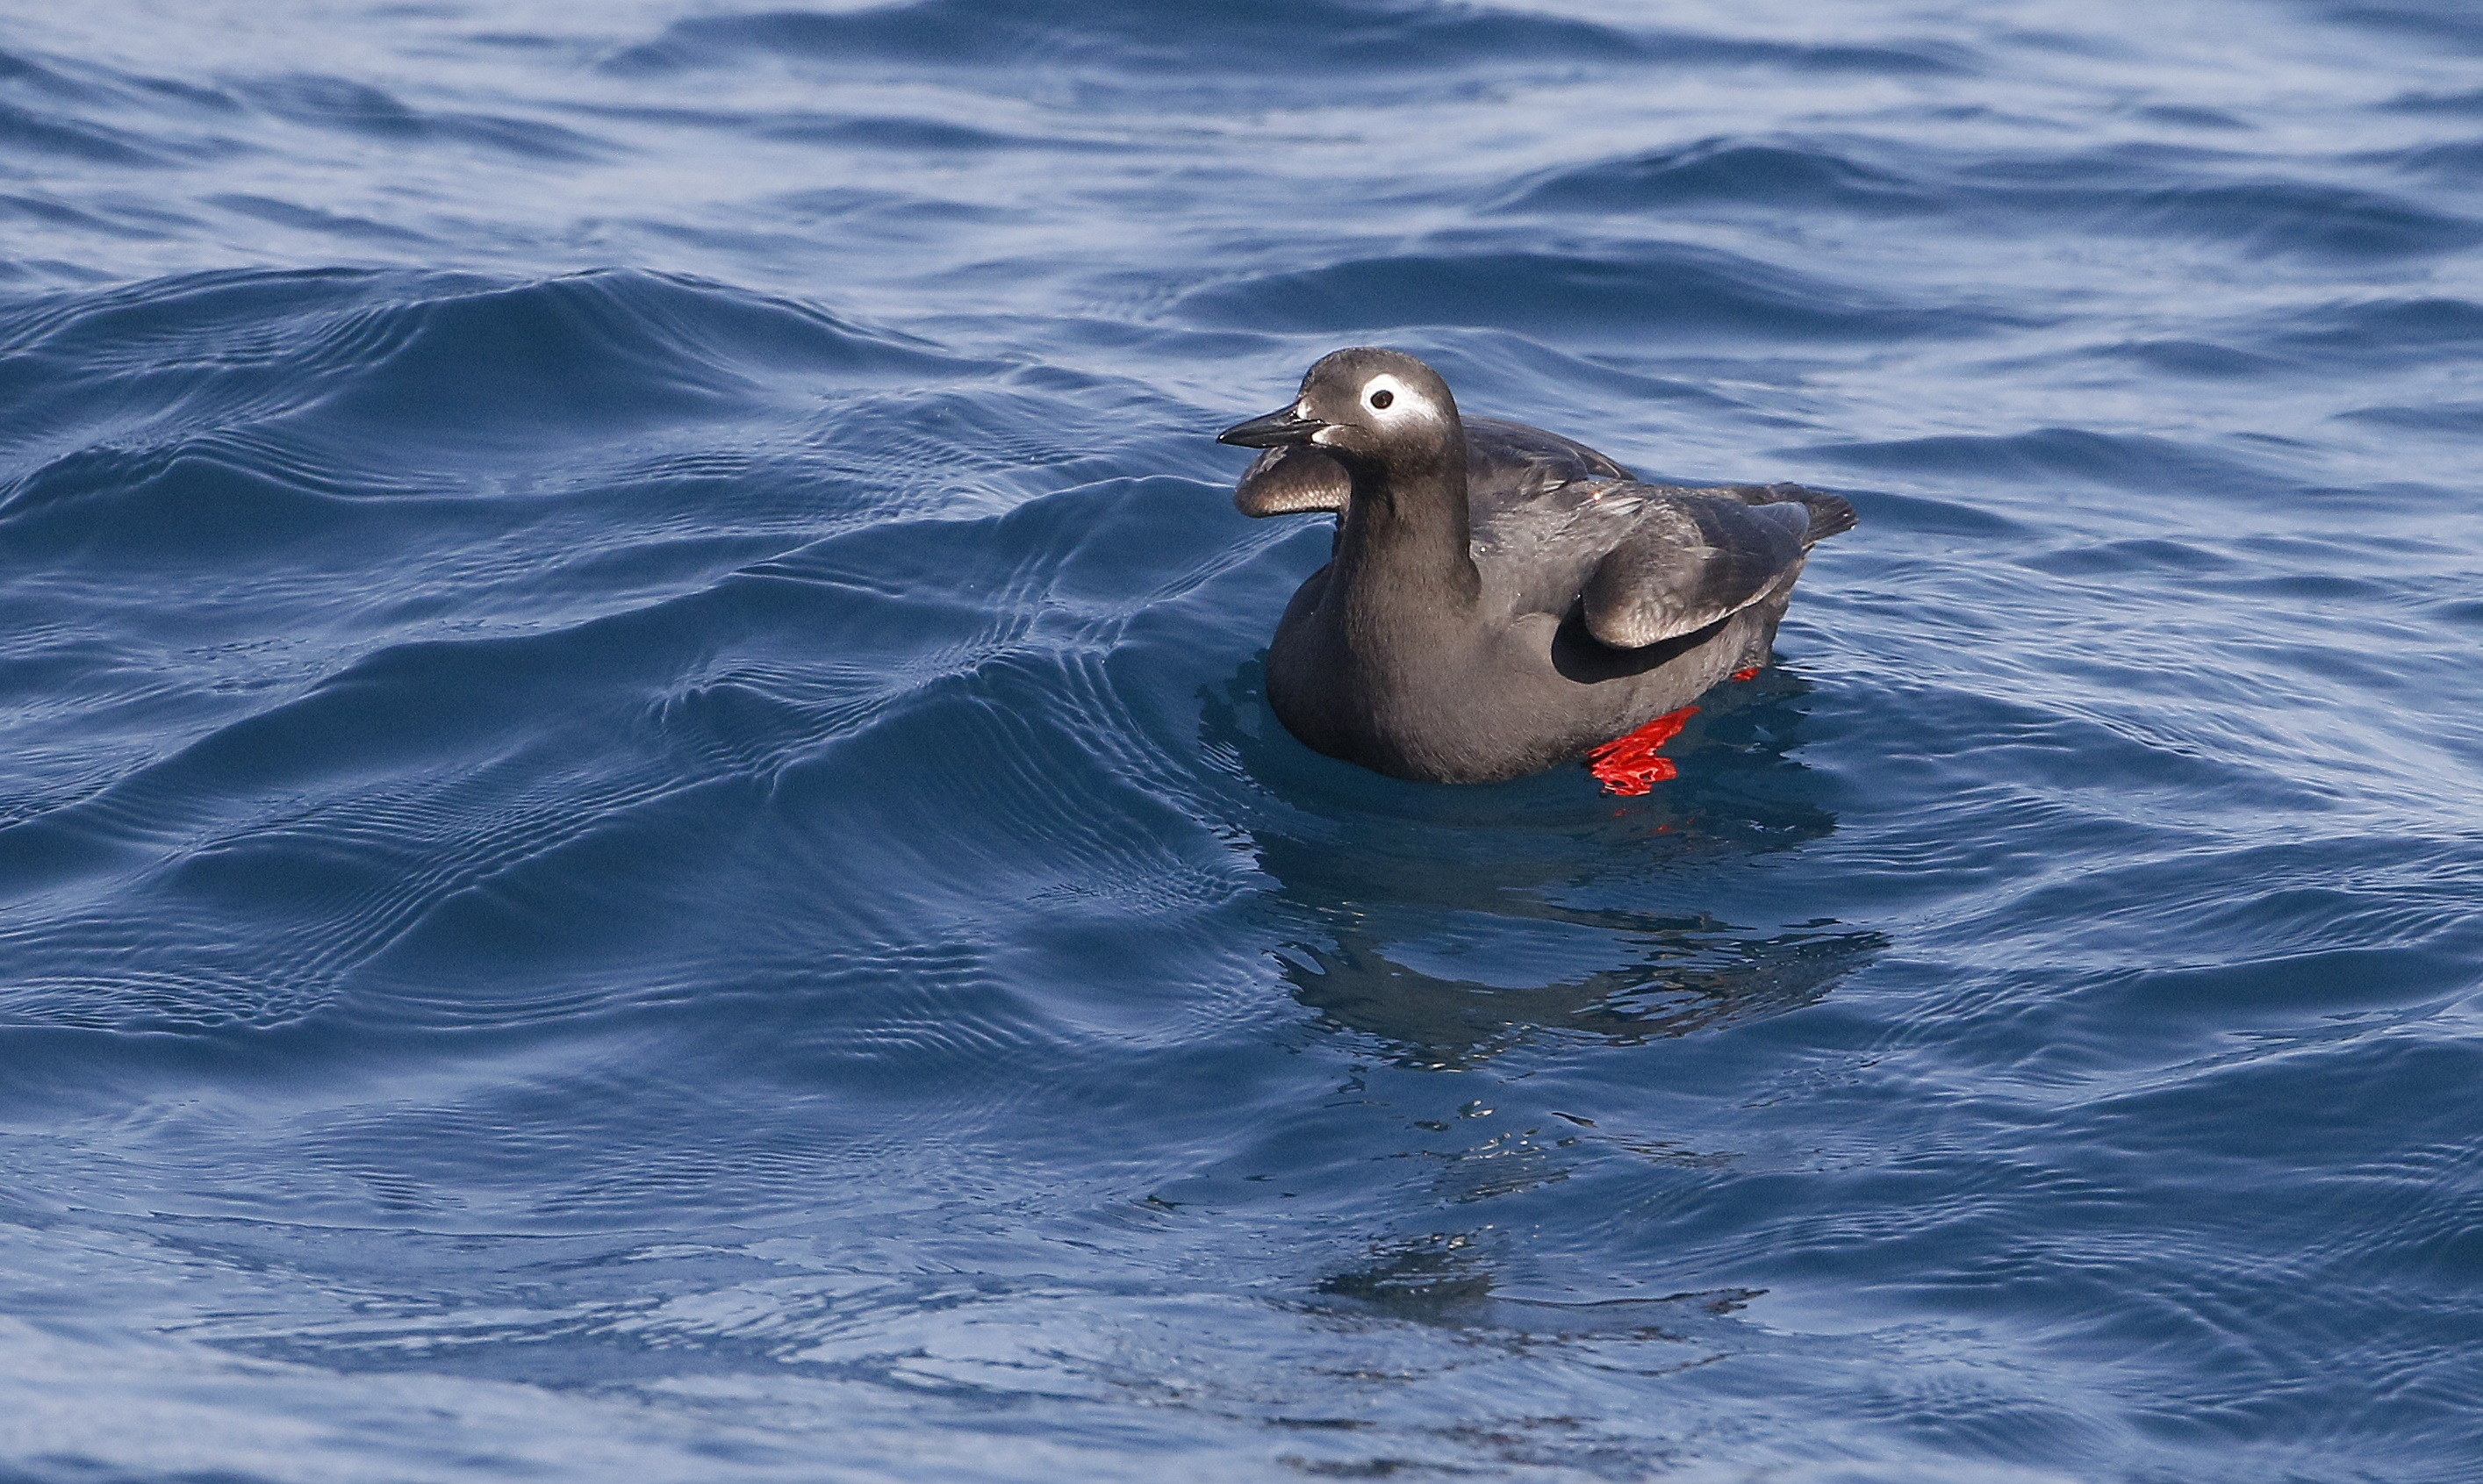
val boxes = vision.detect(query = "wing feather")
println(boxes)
[1581,493,1813,649]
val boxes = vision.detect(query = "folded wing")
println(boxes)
[1582,491,1839,649]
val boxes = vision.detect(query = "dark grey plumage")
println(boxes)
[1233,415,1630,518]
[1219,348,1853,785]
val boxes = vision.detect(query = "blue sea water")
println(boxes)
[3,0,2481,1479]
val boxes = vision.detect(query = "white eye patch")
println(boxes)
[1359,372,1431,419]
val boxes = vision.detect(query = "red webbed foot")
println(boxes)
[1585,705,1697,796]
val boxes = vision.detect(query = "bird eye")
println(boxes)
[1369,389,1394,409]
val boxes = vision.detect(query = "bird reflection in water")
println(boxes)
[1202,660,1884,1071]
[1313,1229,1762,1365]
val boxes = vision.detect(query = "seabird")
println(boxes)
[1218,348,1852,790]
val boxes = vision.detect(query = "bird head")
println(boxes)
[1217,348,1462,474]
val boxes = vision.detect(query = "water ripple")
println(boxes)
[4,1,2483,1480]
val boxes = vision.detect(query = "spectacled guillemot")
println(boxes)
[1220,348,1852,789]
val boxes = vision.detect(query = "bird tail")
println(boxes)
[1762,484,1856,544]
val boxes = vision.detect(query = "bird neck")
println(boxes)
[1333,441,1480,612]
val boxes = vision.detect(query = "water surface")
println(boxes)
[3,2,2481,1480]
